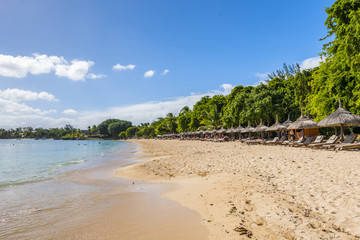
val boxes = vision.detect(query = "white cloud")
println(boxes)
[162,69,169,75]
[0,53,102,81]
[300,56,323,70]
[112,64,136,71]
[255,72,269,81]
[0,84,233,129]
[219,84,234,95]
[75,84,233,128]
[144,70,155,78]
[63,109,77,115]
[0,113,74,129]
[54,59,94,81]
[87,73,107,79]
[0,98,56,115]
[0,88,58,102]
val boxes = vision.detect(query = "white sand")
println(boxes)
[115,139,360,239]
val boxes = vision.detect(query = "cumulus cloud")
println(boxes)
[0,84,234,129]
[75,84,234,128]
[0,88,58,102]
[0,113,74,129]
[255,72,269,81]
[162,69,169,75]
[0,53,102,81]
[86,73,107,79]
[144,70,155,78]
[0,98,56,115]
[112,64,136,71]
[63,109,77,115]
[300,56,323,70]
[218,84,234,95]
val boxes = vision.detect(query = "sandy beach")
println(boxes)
[115,139,360,240]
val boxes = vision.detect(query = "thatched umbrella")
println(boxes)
[242,121,255,138]
[199,129,205,138]
[210,128,217,137]
[233,122,244,139]
[254,119,268,139]
[287,108,318,137]
[266,115,287,137]
[233,124,244,133]
[318,99,360,140]
[226,125,235,134]
[216,127,227,137]
[282,114,293,127]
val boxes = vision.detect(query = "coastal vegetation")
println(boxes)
[1,0,359,140]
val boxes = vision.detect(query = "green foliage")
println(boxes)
[108,120,132,138]
[307,0,360,120]
[119,131,127,139]
[98,119,121,135]
[125,126,139,138]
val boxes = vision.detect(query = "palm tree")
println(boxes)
[201,105,222,129]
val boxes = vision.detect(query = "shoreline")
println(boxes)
[115,139,360,239]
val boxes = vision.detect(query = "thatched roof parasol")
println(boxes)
[287,109,318,130]
[318,99,360,127]
[226,126,235,133]
[210,128,217,134]
[216,127,227,134]
[204,129,210,134]
[254,119,268,132]
[318,99,360,140]
[282,114,293,127]
[266,115,287,131]
[242,121,254,133]
[233,123,244,133]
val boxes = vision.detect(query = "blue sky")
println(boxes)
[0,0,334,129]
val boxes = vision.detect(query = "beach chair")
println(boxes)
[270,136,286,145]
[338,138,360,150]
[285,136,305,146]
[323,134,358,150]
[300,135,325,147]
[262,137,278,145]
[309,135,339,148]
[292,136,314,147]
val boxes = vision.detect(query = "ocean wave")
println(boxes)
[0,178,50,189]
[56,159,85,167]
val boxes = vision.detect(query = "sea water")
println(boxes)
[0,139,126,188]
[0,139,134,239]
[0,139,209,240]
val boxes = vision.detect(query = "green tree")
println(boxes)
[108,120,132,138]
[307,0,360,120]
[125,126,139,138]
[98,119,121,136]
[119,131,127,139]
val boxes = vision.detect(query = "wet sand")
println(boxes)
[116,139,360,240]
[0,142,208,240]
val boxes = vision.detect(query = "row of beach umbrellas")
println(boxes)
[160,99,360,140]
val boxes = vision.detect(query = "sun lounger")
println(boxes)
[304,135,325,147]
[309,135,339,148]
[262,137,278,145]
[269,136,286,145]
[338,138,360,150]
[323,134,358,149]
[292,136,314,147]
[285,136,305,146]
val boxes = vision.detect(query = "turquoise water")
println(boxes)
[0,139,137,239]
[0,139,125,188]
